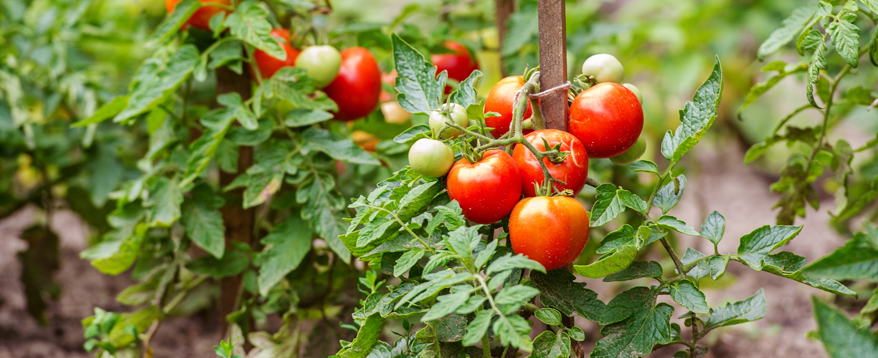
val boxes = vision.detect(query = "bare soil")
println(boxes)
[0,139,847,358]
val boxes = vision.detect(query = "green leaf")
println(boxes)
[73,96,130,127]
[681,249,729,281]
[108,306,162,347]
[297,172,351,263]
[600,287,656,325]
[603,261,663,282]
[660,58,723,163]
[461,310,493,346]
[596,225,639,255]
[449,70,482,109]
[493,314,532,350]
[393,248,425,277]
[149,0,200,46]
[285,109,333,127]
[590,184,625,227]
[486,254,546,275]
[803,232,878,281]
[592,302,674,358]
[757,3,825,59]
[827,15,860,67]
[393,124,431,144]
[423,290,472,321]
[225,1,286,60]
[182,185,226,258]
[626,160,659,175]
[737,225,802,255]
[115,45,199,122]
[338,314,383,358]
[669,280,709,314]
[474,239,499,270]
[218,93,258,130]
[737,62,808,118]
[258,217,313,295]
[812,296,878,358]
[529,330,570,358]
[302,128,381,165]
[618,190,648,214]
[391,34,444,114]
[657,215,700,236]
[807,41,828,107]
[208,40,244,70]
[653,175,687,214]
[398,181,442,221]
[146,177,183,227]
[495,286,540,306]
[535,308,563,326]
[700,211,725,249]
[531,270,605,322]
[703,289,766,331]
[574,245,638,279]
[183,108,237,186]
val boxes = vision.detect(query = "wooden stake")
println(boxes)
[537,0,568,131]
[494,0,514,77]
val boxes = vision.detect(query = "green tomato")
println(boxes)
[623,83,642,104]
[610,134,646,166]
[581,54,624,83]
[428,103,469,139]
[409,138,454,178]
[295,45,342,88]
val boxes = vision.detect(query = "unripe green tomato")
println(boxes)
[409,138,454,178]
[610,134,646,166]
[429,103,469,139]
[581,54,624,83]
[623,83,642,104]
[295,45,342,88]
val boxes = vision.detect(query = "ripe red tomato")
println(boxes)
[324,47,382,121]
[252,28,300,80]
[166,0,231,31]
[484,76,533,139]
[431,41,479,94]
[447,150,522,224]
[509,196,590,271]
[569,82,643,158]
[512,129,589,197]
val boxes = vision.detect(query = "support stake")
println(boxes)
[537,0,568,131]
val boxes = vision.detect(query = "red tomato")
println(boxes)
[569,82,643,158]
[166,0,231,31]
[484,76,533,139]
[324,47,382,121]
[447,150,522,224]
[512,129,589,197]
[509,196,590,271]
[252,28,300,80]
[431,41,479,94]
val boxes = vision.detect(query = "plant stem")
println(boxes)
[661,238,686,277]
[481,329,492,358]
[366,204,435,254]
[585,177,601,188]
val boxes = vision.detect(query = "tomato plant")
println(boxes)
[512,129,589,197]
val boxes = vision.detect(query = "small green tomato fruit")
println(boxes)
[428,103,469,139]
[295,45,342,88]
[409,138,454,178]
[610,134,646,166]
[623,83,642,104]
[581,54,624,83]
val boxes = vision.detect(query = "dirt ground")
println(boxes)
[0,138,853,358]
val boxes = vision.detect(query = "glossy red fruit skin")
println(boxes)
[324,47,382,121]
[513,129,589,197]
[166,0,231,31]
[252,28,300,80]
[509,196,590,271]
[447,150,522,224]
[431,41,479,94]
[484,76,533,139]
[569,82,644,158]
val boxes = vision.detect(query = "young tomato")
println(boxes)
[569,82,643,158]
[447,150,522,224]
[610,134,646,166]
[429,103,469,139]
[324,47,382,121]
[166,0,231,31]
[512,129,589,197]
[252,28,300,80]
[484,76,533,139]
[581,53,624,83]
[409,139,454,178]
[295,45,342,88]
[431,41,479,94]
[509,196,590,271]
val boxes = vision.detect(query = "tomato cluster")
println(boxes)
[404,54,646,271]
[165,3,383,122]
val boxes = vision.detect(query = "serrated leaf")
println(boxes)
[653,175,687,214]
[807,41,827,107]
[258,217,312,295]
[149,0,200,47]
[285,109,333,127]
[737,225,802,255]
[492,314,532,350]
[660,59,723,163]
[590,184,625,227]
[529,330,570,358]
[423,290,472,321]
[592,302,674,358]
[73,96,130,127]
[494,285,540,306]
[398,181,442,221]
[737,62,808,118]
[803,232,878,281]
[574,245,638,279]
[486,254,546,275]
[657,215,700,236]
[618,190,648,214]
[669,280,709,314]
[393,248,425,277]
[758,3,824,59]
[703,289,766,331]
[626,160,659,175]
[603,261,663,282]
[600,287,656,325]
[225,1,286,60]
[812,296,878,358]
[302,128,381,165]
[474,240,499,270]
[338,314,383,358]
[115,45,199,122]
[531,270,605,322]
[145,177,183,227]
[182,185,226,258]
[391,34,444,114]
[393,124,431,144]
[827,17,860,67]
[535,308,563,326]
[461,310,493,346]
[449,70,482,109]
[700,211,725,249]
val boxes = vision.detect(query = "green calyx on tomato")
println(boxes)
[509,195,590,271]
[295,45,342,89]
[512,129,589,197]
[581,53,624,84]
[447,149,522,224]
[408,139,454,178]
[429,103,469,139]
[610,134,647,166]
